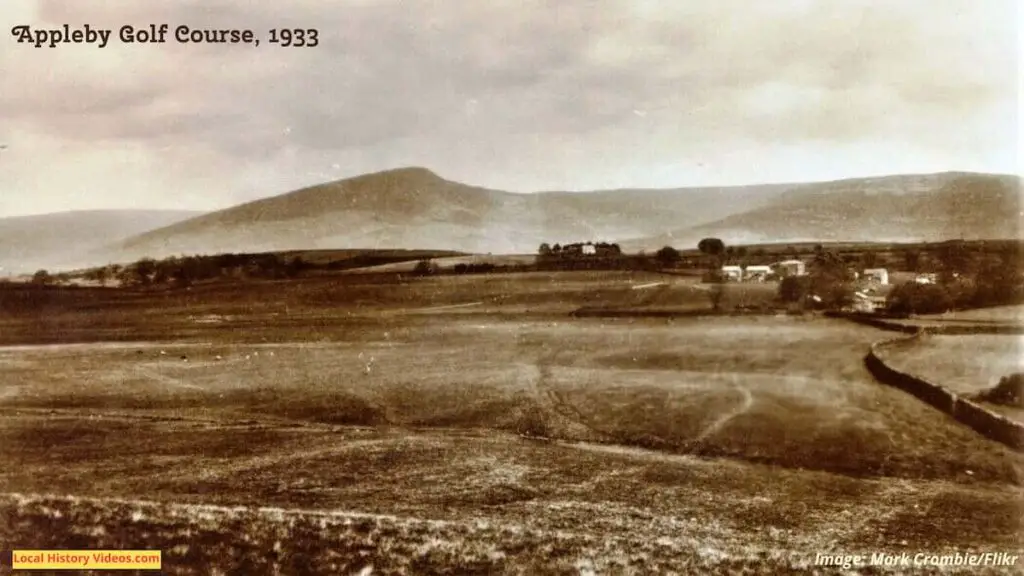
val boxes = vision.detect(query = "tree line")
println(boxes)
[27,253,312,289]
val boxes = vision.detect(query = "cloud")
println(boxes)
[0,0,1017,217]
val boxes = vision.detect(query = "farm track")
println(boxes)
[693,381,755,443]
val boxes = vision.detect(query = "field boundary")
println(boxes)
[865,332,1024,451]
[827,311,1024,335]
[570,308,780,318]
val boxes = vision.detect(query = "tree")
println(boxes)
[133,257,158,286]
[860,251,878,270]
[538,243,552,256]
[779,276,812,304]
[655,246,681,268]
[697,238,725,257]
[413,259,438,276]
[171,266,193,288]
[152,266,171,285]
[807,249,855,309]
[972,257,1024,308]
[935,240,974,282]
[115,266,137,287]
[697,238,726,274]
[888,282,954,315]
[31,269,52,286]
[285,256,307,278]
[903,250,921,272]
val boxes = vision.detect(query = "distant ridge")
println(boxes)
[8,168,1019,271]
[104,166,795,262]
[0,209,202,274]
[620,171,1022,250]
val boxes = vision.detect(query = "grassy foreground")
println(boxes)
[1,272,1022,574]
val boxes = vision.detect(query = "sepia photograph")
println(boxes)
[0,1,1021,574]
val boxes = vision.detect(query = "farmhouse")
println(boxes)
[915,273,937,284]
[852,291,888,313]
[775,259,806,277]
[721,265,743,282]
[744,265,773,282]
[556,242,619,257]
[863,268,889,285]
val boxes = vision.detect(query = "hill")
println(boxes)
[103,167,792,263]
[623,172,1022,251]
[25,169,1021,270]
[0,210,202,275]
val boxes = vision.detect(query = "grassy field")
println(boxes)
[919,305,1024,324]
[880,333,1024,420]
[879,334,1023,395]
[0,270,780,345]
[343,253,538,273]
[1,272,1022,573]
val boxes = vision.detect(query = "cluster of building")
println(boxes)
[719,260,808,282]
[719,261,900,286]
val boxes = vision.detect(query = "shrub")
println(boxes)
[778,276,811,303]
[655,246,680,267]
[412,260,438,276]
[887,282,954,315]
[516,405,551,438]
[976,373,1024,407]
[31,269,53,286]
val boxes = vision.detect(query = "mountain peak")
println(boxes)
[361,166,442,181]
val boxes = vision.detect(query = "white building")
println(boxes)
[862,268,889,285]
[775,259,806,277]
[744,265,773,282]
[853,291,888,312]
[721,265,743,282]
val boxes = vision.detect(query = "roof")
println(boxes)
[778,259,804,265]
[863,268,888,273]
[745,265,772,271]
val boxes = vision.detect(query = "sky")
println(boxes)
[0,0,1019,217]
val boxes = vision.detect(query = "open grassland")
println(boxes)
[880,334,1023,396]
[343,253,538,273]
[1,273,1022,573]
[0,271,775,346]
[920,305,1024,325]
[2,317,1018,482]
[881,305,1024,332]
[0,271,667,344]
[2,450,1021,576]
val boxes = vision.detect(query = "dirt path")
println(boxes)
[631,281,666,290]
[407,302,484,313]
[190,437,402,481]
[135,366,205,391]
[693,382,754,443]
